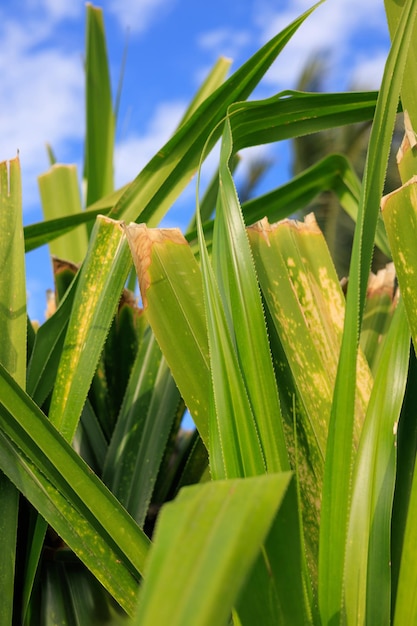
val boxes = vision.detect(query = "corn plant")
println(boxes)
[2,0,417,624]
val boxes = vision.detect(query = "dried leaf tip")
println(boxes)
[123,223,187,308]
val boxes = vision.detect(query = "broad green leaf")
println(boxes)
[248,214,372,588]
[38,164,88,263]
[0,475,18,626]
[227,90,378,153]
[385,108,417,613]
[248,214,371,459]
[133,473,292,626]
[344,299,410,625]
[0,363,150,615]
[124,224,211,446]
[210,114,289,474]
[48,215,131,442]
[0,156,25,626]
[108,2,324,226]
[318,1,417,620]
[391,346,417,613]
[84,3,115,207]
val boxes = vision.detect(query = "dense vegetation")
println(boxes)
[1,1,417,624]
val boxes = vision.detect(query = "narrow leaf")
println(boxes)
[84,3,115,206]
[48,215,131,442]
[344,299,410,624]
[0,156,25,626]
[211,115,288,473]
[0,363,151,615]
[318,1,417,620]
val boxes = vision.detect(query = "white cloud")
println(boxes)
[26,0,82,21]
[0,7,85,215]
[253,0,390,92]
[350,52,387,90]
[198,27,251,60]
[107,0,177,34]
[114,100,187,188]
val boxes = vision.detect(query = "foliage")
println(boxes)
[1,1,417,624]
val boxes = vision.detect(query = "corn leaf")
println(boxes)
[125,224,211,446]
[318,1,417,620]
[382,177,417,348]
[344,298,410,624]
[209,114,289,474]
[0,157,25,626]
[26,272,78,407]
[48,216,131,442]
[248,214,372,591]
[0,363,150,615]
[235,476,314,625]
[133,473,292,626]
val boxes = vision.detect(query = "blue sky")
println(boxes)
[0,0,391,321]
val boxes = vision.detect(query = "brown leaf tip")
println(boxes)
[123,222,186,308]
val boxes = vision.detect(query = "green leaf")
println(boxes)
[344,299,410,624]
[0,157,26,384]
[84,3,115,206]
[393,430,417,624]
[318,1,417,621]
[38,164,88,263]
[48,215,131,442]
[209,114,289,474]
[124,224,211,446]
[0,363,151,616]
[235,476,314,625]
[196,192,267,478]
[382,178,417,352]
[26,271,78,407]
[103,328,181,527]
[0,156,25,626]
[23,206,105,253]
[133,473,292,626]
[385,0,417,125]
[248,214,372,592]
